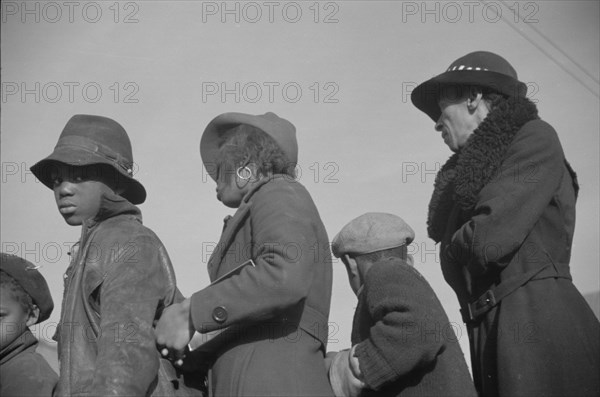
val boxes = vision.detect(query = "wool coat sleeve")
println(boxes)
[190,182,317,331]
[353,261,445,390]
[450,120,565,276]
[89,234,165,396]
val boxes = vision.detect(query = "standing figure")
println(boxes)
[327,213,477,397]
[30,115,199,396]
[155,112,334,397]
[0,253,58,396]
[411,51,600,396]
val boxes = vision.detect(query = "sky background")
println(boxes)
[2,0,599,371]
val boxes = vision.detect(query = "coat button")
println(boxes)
[212,306,228,323]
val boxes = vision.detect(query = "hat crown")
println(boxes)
[446,51,519,79]
[57,114,134,169]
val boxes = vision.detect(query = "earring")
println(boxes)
[236,166,252,180]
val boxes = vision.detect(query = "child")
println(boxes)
[327,213,477,397]
[30,114,200,396]
[0,253,58,396]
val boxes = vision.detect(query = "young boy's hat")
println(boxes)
[332,213,415,258]
[0,253,54,323]
[200,112,298,181]
[30,114,147,204]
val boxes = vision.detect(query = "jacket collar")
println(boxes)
[0,328,37,365]
[81,191,141,232]
[427,96,539,242]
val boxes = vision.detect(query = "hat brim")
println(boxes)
[200,112,298,181]
[411,70,527,121]
[31,148,146,205]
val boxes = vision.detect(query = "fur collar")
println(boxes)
[427,96,539,242]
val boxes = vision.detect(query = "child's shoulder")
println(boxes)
[1,344,58,395]
[95,215,161,244]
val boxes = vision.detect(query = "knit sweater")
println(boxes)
[351,259,476,397]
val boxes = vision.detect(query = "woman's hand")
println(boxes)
[155,298,195,365]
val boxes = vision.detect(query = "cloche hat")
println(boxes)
[200,112,298,181]
[411,51,527,121]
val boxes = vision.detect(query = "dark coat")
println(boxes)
[351,259,477,397]
[0,329,58,396]
[54,193,200,397]
[428,97,600,396]
[189,176,334,397]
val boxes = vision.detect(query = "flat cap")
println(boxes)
[332,213,415,258]
[0,253,54,323]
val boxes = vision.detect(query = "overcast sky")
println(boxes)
[2,0,599,370]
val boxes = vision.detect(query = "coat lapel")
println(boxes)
[206,178,271,281]
[207,203,251,281]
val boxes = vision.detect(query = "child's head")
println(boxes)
[30,114,147,223]
[0,254,54,349]
[332,213,415,295]
[200,112,298,208]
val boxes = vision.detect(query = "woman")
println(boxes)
[156,112,334,397]
[411,51,600,396]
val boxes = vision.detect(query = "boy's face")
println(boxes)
[0,287,36,350]
[51,163,117,226]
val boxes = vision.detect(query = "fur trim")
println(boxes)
[428,96,539,242]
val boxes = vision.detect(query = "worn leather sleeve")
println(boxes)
[450,120,565,276]
[354,261,445,390]
[190,181,317,331]
[89,233,166,396]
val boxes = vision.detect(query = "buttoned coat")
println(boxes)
[189,176,334,397]
[429,97,600,396]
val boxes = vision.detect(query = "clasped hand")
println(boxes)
[154,298,195,366]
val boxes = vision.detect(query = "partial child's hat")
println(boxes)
[30,114,146,204]
[332,212,415,258]
[0,253,54,323]
[411,51,527,121]
[200,112,298,181]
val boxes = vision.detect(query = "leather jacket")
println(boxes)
[53,192,194,396]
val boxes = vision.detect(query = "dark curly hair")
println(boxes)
[0,270,35,316]
[217,124,296,180]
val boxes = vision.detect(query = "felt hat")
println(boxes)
[31,114,146,204]
[332,212,415,258]
[411,51,527,121]
[200,112,298,181]
[0,253,54,323]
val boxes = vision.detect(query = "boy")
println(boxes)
[30,114,199,396]
[327,212,477,397]
[0,253,58,396]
